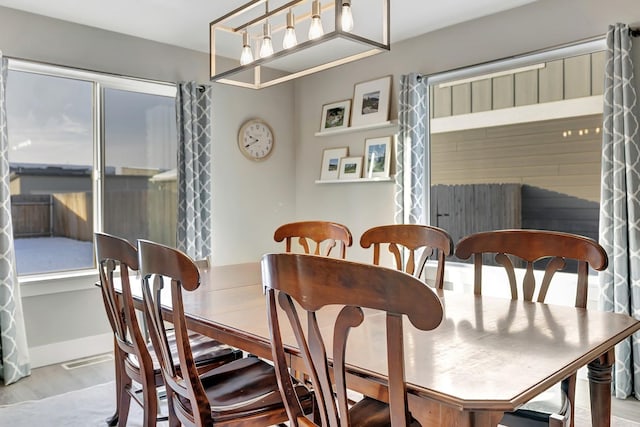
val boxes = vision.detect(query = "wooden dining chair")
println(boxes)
[262,253,444,427]
[137,239,314,427]
[454,229,608,427]
[273,220,353,258]
[95,232,241,427]
[360,224,454,288]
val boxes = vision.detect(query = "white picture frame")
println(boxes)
[364,136,392,178]
[351,76,392,127]
[338,156,363,180]
[320,147,348,180]
[319,99,351,132]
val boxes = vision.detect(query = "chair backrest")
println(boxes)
[137,239,209,426]
[273,221,353,258]
[360,224,454,288]
[262,253,444,426]
[454,229,608,308]
[94,232,154,381]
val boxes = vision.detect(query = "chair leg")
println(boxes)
[566,374,576,427]
[142,383,158,427]
[165,389,181,427]
[118,377,133,427]
[107,347,124,426]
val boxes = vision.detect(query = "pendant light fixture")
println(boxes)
[282,10,298,49]
[239,31,254,65]
[308,0,324,40]
[211,0,390,89]
[259,22,274,58]
[341,0,354,32]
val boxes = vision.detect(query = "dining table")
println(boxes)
[118,261,640,427]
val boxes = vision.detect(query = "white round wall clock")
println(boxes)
[237,118,274,161]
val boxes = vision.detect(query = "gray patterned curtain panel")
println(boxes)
[176,82,212,260]
[395,73,428,225]
[599,23,640,399]
[0,55,31,385]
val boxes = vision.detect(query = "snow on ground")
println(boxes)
[14,237,94,276]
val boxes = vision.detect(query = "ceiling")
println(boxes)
[0,0,537,55]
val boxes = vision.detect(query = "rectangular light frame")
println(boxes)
[210,0,390,89]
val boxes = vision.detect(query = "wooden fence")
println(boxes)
[431,183,522,246]
[12,189,177,247]
[11,194,52,237]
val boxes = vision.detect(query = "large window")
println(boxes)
[102,88,177,247]
[423,39,606,301]
[6,61,177,277]
[427,39,605,250]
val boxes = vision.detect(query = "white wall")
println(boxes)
[0,5,296,365]
[292,0,640,264]
[211,83,296,265]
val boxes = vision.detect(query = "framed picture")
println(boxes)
[338,156,363,180]
[319,99,351,132]
[351,76,392,127]
[320,147,348,180]
[364,136,392,178]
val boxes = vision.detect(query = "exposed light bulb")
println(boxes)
[259,22,274,58]
[308,0,324,39]
[240,31,254,65]
[341,1,354,32]
[283,10,298,49]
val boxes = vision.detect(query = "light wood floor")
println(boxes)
[0,354,116,406]
[1,353,639,422]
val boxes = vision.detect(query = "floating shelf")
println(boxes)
[314,120,397,137]
[315,176,395,184]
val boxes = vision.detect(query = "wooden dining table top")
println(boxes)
[128,261,640,416]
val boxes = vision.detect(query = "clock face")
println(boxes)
[238,119,274,161]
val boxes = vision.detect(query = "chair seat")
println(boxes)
[177,356,313,422]
[349,397,422,427]
[500,385,570,426]
[126,330,241,380]
[183,331,242,369]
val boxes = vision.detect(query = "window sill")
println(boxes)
[20,269,100,297]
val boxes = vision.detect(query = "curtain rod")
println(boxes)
[631,28,640,37]
[4,53,177,87]
[417,36,605,85]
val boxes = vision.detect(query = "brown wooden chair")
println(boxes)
[262,253,444,426]
[95,232,241,427]
[454,229,608,427]
[137,239,314,427]
[274,221,352,258]
[360,224,454,288]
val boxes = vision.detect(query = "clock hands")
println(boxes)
[244,135,260,148]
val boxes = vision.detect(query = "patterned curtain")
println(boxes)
[598,23,640,399]
[176,82,212,260]
[394,73,428,225]
[0,54,30,385]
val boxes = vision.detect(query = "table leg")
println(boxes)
[587,348,614,427]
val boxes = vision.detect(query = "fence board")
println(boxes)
[11,194,51,237]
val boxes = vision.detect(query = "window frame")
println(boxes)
[7,59,177,285]
[422,37,607,305]
[422,36,606,225]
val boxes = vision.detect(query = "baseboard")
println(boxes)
[28,333,113,368]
